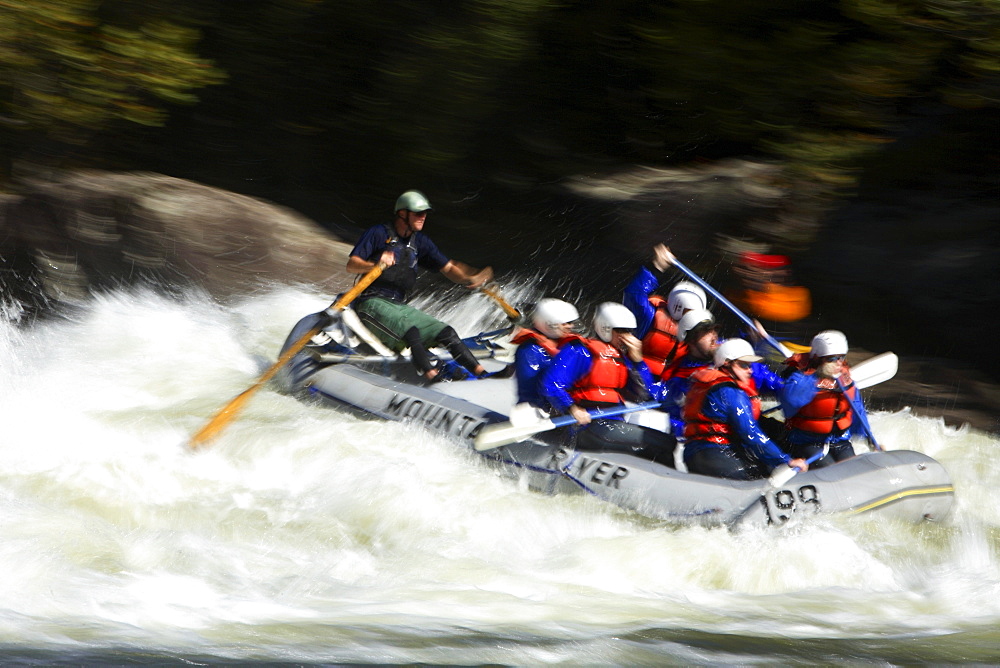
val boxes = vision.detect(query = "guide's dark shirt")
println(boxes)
[350,223,450,302]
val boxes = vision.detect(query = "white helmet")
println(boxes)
[592,302,637,342]
[810,330,848,358]
[676,308,716,342]
[714,338,762,368]
[532,298,579,339]
[666,281,707,320]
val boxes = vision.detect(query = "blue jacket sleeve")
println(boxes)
[658,375,691,436]
[349,225,387,262]
[717,385,791,469]
[622,266,661,339]
[779,370,819,418]
[626,358,658,402]
[540,343,593,413]
[514,343,550,407]
[842,379,871,439]
[752,361,785,394]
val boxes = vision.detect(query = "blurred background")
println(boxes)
[1,0,997,382]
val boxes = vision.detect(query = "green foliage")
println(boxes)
[0,0,223,169]
[362,0,561,173]
[1,0,995,216]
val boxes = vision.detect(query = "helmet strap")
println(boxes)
[393,211,415,238]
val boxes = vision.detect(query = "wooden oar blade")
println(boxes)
[186,330,317,450]
[188,385,259,449]
[186,263,388,451]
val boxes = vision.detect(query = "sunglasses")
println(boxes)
[820,354,846,363]
[732,360,754,370]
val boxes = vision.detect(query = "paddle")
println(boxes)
[188,263,386,449]
[473,401,661,451]
[850,352,898,390]
[768,444,830,487]
[480,283,522,320]
[839,376,883,451]
[666,249,888,451]
[664,249,792,357]
[729,444,831,525]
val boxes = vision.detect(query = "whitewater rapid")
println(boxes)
[0,286,997,665]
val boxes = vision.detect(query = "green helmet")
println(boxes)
[395,190,433,213]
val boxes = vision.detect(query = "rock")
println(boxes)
[562,159,797,259]
[0,170,354,312]
[863,354,1000,435]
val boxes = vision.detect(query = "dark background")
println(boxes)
[1,0,997,380]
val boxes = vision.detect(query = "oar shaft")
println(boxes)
[838,376,882,451]
[188,263,385,449]
[481,285,521,320]
[558,401,661,425]
[474,401,660,451]
[334,265,385,310]
[768,443,830,486]
[667,251,791,357]
[317,347,499,364]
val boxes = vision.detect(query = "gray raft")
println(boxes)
[276,312,955,529]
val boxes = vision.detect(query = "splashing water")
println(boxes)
[0,285,997,665]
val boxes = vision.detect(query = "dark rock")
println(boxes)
[0,170,354,314]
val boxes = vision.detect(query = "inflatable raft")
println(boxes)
[274,310,955,529]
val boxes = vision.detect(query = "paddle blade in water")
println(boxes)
[186,263,387,450]
[188,386,259,449]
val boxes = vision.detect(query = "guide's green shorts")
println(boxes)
[355,297,447,352]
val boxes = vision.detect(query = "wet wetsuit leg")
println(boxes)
[434,326,481,374]
[785,439,855,469]
[758,415,786,444]
[786,442,832,468]
[402,326,435,375]
[575,418,676,467]
[829,441,856,462]
[685,444,759,480]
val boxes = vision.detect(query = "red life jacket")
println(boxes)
[641,296,687,376]
[784,356,856,434]
[682,368,761,445]
[567,336,629,405]
[510,327,561,356]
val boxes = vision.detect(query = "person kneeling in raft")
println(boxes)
[683,338,809,480]
[539,302,676,466]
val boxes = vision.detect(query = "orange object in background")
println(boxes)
[743,283,812,322]
[741,252,790,270]
[735,251,812,323]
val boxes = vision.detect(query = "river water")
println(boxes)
[0,285,997,666]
